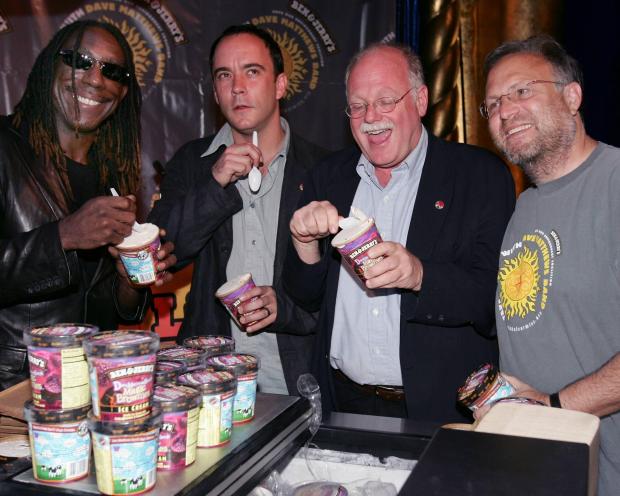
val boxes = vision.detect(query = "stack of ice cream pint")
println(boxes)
[22,324,260,495]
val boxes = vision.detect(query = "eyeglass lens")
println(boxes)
[346,87,413,118]
[59,50,129,84]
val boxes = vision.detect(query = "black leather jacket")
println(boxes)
[0,116,148,388]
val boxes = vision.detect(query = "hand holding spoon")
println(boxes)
[110,187,143,232]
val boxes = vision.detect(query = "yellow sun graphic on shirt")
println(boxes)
[499,246,540,319]
[266,29,308,100]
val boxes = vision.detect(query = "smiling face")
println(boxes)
[53,26,128,140]
[212,33,287,138]
[485,53,577,181]
[347,46,428,172]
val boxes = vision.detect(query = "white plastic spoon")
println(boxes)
[110,187,143,232]
[248,131,262,193]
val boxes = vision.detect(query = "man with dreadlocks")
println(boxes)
[0,20,176,390]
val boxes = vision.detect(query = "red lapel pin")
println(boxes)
[434,200,445,210]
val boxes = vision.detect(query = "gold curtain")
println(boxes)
[419,0,563,194]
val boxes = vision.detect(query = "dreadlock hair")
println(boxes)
[12,20,141,197]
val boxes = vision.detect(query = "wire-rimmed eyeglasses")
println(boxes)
[479,80,567,119]
[345,87,414,118]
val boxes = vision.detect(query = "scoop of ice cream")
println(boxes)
[332,207,376,248]
[116,222,159,249]
[338,206,368,230]
[215,273,253,298]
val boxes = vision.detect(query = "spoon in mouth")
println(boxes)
[248,131,262,193]
[110,187,143,232]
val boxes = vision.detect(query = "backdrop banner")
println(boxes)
[0,0,395,339]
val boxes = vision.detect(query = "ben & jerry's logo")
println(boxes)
[249,0,337,112]
[60,0,187,97]
[497,229,561,332]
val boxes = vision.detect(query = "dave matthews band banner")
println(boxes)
[0,0,395,339]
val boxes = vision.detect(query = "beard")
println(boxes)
[493,104,577,184]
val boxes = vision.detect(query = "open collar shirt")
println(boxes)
[330,127,428,386]
[203,118,290,394]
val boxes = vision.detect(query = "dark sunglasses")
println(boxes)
[58,49,130,84]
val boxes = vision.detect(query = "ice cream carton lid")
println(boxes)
[331,217,376,248]
[156,360,186,372]
[177,369,237,394]
[84,330,159,358]
[24,323,98,348]
[292,482,349,495]
[116,222,159,250]
[152,384,200,413]
[457,363,498,406]
[183,335,235,354]
[215,273,253,297]
[157,346,206,364]
[206,352,260,374]
[88,407,162,435]
[154,360,186,385]
[24,401,91,424]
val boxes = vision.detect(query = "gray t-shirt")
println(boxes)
[496,142,620,496]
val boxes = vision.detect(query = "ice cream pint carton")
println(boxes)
[24,402,91,483]
[152,384,200,470]
[24,324,97,410]
[206,353,260,424]
[332,207,384,281]
[183,335,235,357]
[215,273,258,329]
[458,363,516,411]
[116,223,161,286]
[84,330,159,422]
[177,369,237,448]
[88,409,161,495]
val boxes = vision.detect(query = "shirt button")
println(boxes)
[374,348,381,355]
[251,240,257,246]
[383,195,390,203]
[250,203,255,208]
[372,308,379,317]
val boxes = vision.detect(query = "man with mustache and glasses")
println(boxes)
[284,43,515,422]
[0,20,176,390]
[481,35,619,496]
[149,25,326,396]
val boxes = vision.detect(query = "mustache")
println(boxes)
[359,121,394,134]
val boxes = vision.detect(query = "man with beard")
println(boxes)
[0,20,176,390]
[149,25,326,395]
[284,43,515,422]
[481,35,619,496]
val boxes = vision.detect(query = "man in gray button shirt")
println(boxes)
[285,43,515,422]
[149,25,326,395]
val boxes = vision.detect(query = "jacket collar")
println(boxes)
[405,134,453,259]
[334,134,453,260]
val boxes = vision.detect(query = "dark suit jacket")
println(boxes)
[149,132,327,395]
[284,134,516,423]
